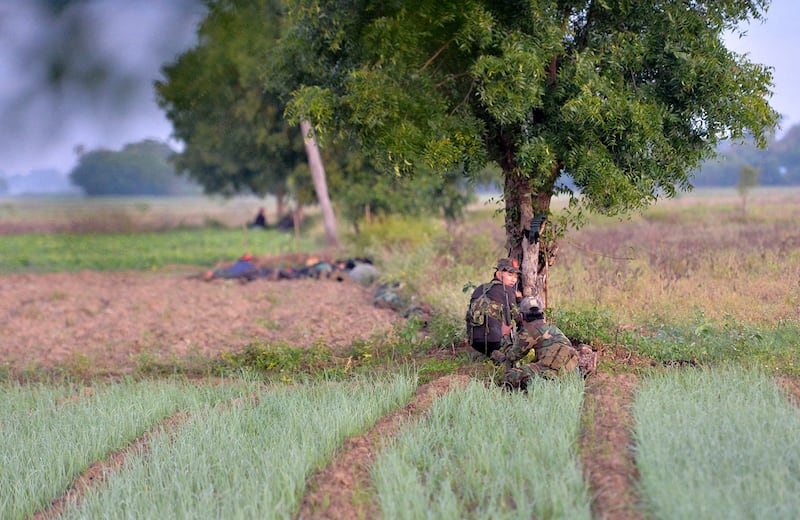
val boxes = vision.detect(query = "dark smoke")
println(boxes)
[0,0,204,176]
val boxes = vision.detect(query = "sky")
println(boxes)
[0,0,798,178]
[0,0,204,177]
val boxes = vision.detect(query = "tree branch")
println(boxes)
[436,71,471,89]
[420,40,451,71]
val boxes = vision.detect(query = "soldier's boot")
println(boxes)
[490,349,513,369]
[501,367,529,390]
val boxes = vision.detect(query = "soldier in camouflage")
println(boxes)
[491,297,597,389]
[465,259,522,357]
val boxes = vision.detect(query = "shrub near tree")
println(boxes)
[69,140,199,196]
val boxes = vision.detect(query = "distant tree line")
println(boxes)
[69,140,201,196]
[694,123,800,187]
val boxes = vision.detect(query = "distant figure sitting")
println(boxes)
[276,211,295,231]
[249,208,267,229]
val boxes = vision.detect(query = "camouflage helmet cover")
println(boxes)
[520,296,541,315]
[495,258,521,274]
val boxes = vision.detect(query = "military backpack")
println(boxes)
[466,280,506,342]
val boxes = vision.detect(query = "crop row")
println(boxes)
[2,369,799,519]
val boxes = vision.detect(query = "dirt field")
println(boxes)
[0,270,403,375]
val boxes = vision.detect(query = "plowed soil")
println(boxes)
[0,271,402,375]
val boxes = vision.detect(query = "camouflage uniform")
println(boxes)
[497,318,580,389]
[465,278,519,356]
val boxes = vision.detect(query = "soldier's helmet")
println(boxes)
[520,296,541,315]
[496,258,521,274]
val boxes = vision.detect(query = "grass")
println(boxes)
[550,188,800,327]
[0,378,251,520]
[632,367,800,519]
[372,377,591,519]
[217,318,473,384]
[631,312,800,374]
[0,228,319,273]
[59,374,416,520]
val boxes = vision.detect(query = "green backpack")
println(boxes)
[466,280,504,331]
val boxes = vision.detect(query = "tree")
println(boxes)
[156,0,342,245]
[69,140,197,196]
[301,120,338,245]
[737,165,759,218]
[694,122,800,187]
[283,0,778,304]
[156,0,299,208]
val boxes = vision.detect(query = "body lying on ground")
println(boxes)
[202,255,376,284]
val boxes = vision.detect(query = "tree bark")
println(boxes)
[276,189,285,220]
[503,171,553,307]
[300,120,338,247]
[293,203,303,241]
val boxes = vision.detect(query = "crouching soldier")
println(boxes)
[491,297,597,389]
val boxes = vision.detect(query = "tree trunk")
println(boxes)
[300,120,338,247]
[293,203,303,241]
[503,171,553,307]
[276,189,285,220]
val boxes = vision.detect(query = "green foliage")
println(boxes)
[69,140,198,196]
[330,162,475,232]
[158,0,475,224]
[0,228,318,273]
[634,312,800,375]
[220,341,334,375]
[416,357,465,383]
[345,215,447,255]
[285,0,778,297]
[633,368,800,519]
[549,306,634,347]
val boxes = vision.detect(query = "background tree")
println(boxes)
[157,0,346,246]
[737,165,759,219]
[69,140,198,196]
[325,150,474,233]
[155,0,304,217]
[284,0,778,304]
[694,122,800,187]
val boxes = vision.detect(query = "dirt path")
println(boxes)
[0,272,402,375]
[296,375,471,519]
[32,409,191,520]
[581,373,643,520]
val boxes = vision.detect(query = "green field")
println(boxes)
[1,189,799,518]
